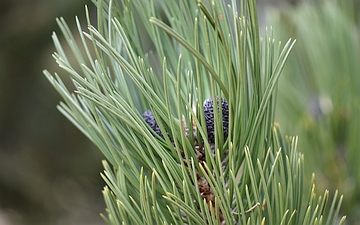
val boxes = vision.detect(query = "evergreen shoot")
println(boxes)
[44,0,345,224]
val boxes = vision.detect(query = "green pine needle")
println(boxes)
[44,0,346,224]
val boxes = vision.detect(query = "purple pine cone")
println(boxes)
[203,97,229,143]
[142,110,163,138]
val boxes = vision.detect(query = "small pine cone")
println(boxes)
[203,97,229,143]
[142,110,163,138]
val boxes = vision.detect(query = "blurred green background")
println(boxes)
[0,1,105,224]
[0,0,359,224]
[272,1,360,224]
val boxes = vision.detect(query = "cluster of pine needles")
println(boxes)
[44,0,346,224]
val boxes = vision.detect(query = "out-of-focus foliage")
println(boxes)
[0,1,105,224]
[272,0,360,223]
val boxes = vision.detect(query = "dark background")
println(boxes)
[0,0,312,224]
[0,1,105,224]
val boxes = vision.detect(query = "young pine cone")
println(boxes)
[142,110,164,138]
[203,97,229,143]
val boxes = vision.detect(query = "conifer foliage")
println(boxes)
[44,0,345,224]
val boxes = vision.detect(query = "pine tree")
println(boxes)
[44,0,345,224]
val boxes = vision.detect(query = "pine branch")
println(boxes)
[44,0,346,224]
